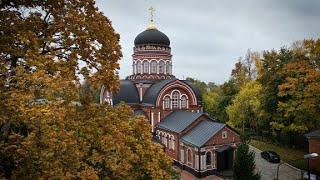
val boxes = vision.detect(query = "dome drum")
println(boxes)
[133,45,171,55]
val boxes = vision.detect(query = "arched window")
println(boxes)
[181,95,187,109]
[137,61,141,74]
[143,61,149,73]
[187,149,192,163]
[163,134,168,147]
[159,61,164,73]
[165,62,170,74]
[151,61,157,73]
[159,132,162,141]
[163,96,170,109]
[206,152,212,165]
[172,91,180,109]
[168,63,172,74]
[170,136,175,150]
[133,64,135,74]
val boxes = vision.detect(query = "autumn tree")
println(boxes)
[203,90,220,120]
[256,39,320,145]
[257,47,294,140]
[231,59,249,89]
[231,49,260,89]
[0,0,175,179]
[226,81,264,134]
[243,49,260,80]
[272,40,320,136]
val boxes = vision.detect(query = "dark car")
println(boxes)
[261,151,280,163]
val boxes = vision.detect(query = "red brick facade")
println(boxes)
[308,138,320,173]
[156,114,240,177]
[205,126,240,146]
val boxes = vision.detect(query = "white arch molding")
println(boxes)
[156,81,198,107]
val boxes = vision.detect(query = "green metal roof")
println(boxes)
[156,111,204,133]
[181,120,225,147]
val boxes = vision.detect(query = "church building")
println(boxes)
[100,9,240,178]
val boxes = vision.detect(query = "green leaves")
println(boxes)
[233,138,260,180]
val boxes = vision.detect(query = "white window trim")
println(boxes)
[163,95,171,109]
[143,60,149,73]
[171,90,181,109]
[151,60,157,74]
[206,151,212,166]
[137,61,142,74]
[187,148,192,163]
[159,60,165,74]
[170,135,175,150]
[222,131,228,139]
[180,94,188,109]
[180,148,184,163]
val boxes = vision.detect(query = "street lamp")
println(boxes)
[275,153,319,180]
[304,153,319,159]
[304,153,319,180]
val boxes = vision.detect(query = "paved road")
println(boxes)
[250,146,302,180]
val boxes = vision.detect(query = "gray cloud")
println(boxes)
[96,0,320,84]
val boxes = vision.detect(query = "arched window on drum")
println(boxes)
[151,61,157,73]
[137,61,142,74]
[143,61,149,73]
[159,61,165,74]
[181,95,187,109]
[172,91,180,109]
[165,62,170,74]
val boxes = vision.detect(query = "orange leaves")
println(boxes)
[0,1,176,179]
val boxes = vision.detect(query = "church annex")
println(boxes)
[100,12,240,178]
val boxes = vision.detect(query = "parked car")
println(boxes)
[261,151,280,163]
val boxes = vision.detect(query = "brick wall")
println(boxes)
[308,138,320,173]
[205,126,240,146]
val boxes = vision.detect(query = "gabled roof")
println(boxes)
[305,130,320,138]
[156,111,204,133]
[181,120,225,147]
[113,80,140,105]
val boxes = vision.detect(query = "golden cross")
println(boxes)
[149,6,155,22]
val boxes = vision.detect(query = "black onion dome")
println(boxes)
[134,28,170,46]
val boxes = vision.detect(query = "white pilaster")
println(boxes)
[158,111,160,122]
[151,111,154,132]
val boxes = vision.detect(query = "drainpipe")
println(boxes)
[198,147,201,178]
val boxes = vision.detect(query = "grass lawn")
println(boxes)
[250,139,308,170]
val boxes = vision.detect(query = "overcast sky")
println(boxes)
[95,0,320,84]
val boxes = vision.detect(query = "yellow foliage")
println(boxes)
[0,1,175,179]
